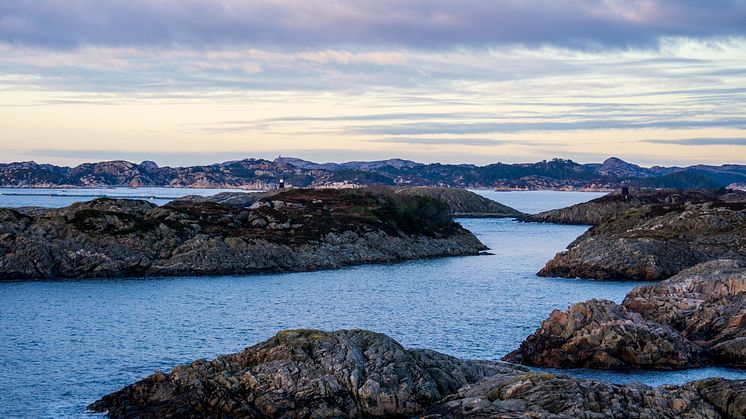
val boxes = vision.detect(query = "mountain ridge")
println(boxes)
[1,156,745,190]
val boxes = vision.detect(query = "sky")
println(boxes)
[1,0,746,167]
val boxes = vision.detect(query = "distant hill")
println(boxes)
[1,156,745,190]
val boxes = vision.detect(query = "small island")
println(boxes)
[0,188,490,280]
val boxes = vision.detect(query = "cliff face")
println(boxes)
[0,189,486,280]
[537,201,746,281]
[89,329,745,419]
[506,260,746,370]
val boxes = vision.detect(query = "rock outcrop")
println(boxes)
[88,329,516,418]
[624,260,746,368]
[521,188,746,225]
[503,299,709,369]
[538,201,746,280]
[506,260,746,370]
[89,329,746,418]
[0,188,486,280]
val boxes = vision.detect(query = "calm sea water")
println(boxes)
[0,190,743,418]
[0,187,255,208]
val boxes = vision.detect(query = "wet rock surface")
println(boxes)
[507,260,746,370]
[0,188,486,280]
[538,200,746,281]
[89,329,746,418]
[521,188,746,225]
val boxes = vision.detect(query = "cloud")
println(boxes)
[352,118,746,135]
[641,138,746,146]
[1,1,746,50]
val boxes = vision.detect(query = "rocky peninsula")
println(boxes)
[521,188,746,225]
[180,186,523,218]
[505,260,746,370]
[89,329,745,418]
[538,199,746,281]
[0,188,487,280]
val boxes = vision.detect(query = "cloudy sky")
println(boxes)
[1,0,745,167]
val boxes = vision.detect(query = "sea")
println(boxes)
[0,188,743,418]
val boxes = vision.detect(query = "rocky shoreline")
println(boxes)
[0,188,487,280]
[89,329,746,418]
[506,260,746,370]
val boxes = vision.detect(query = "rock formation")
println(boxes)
[89,329,746,418]
[506,260,746,370]
[538,201,746,280]
[502,299,709,369]
[0,188,486,280]
[521,188,746,225]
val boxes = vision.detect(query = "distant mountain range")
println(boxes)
[1,156,745,190]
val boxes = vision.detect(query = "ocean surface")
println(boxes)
[0,189,743,418]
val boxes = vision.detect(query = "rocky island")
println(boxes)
[89,329,745,418]
[179,186,523,218]
[521,188,746,225]
[538,198,746,281]
[506,260,746,370]
[0,188,487,280]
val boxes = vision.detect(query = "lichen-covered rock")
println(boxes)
[538,201,746,280]
[0,188,487,280]
[503,299,708,369]
[88,329,515,418]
